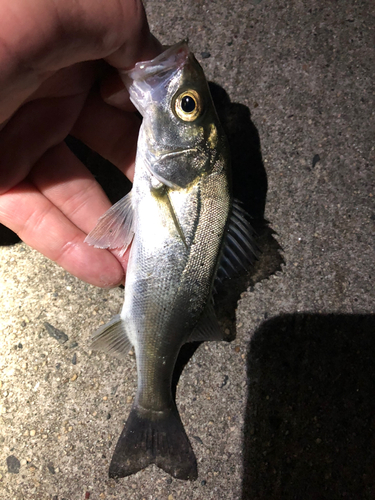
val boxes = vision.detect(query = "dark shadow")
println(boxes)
[0,224,20,246]
[208,83,283,336]
[65,136,132,204]
[242,313,375,500]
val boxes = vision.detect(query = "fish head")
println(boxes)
[123,41,226,189]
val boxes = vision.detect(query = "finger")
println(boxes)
[29,142,112,235]
[0,179,125,288]
[29,141,132,276]
[71,90,140,179]
[100,69,135,112]
[0,91,88,194]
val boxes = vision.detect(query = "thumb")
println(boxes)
[0,0,161,121]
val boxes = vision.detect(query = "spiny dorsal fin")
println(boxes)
[90,315,132,359]
[214,199,259,286]
[85,191,134,256]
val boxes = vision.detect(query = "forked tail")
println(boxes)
[109,404,197,480]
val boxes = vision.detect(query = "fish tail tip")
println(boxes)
[109,405,197,481]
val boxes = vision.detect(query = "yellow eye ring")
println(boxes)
[174,90,202,122]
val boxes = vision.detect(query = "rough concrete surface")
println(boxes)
[1,0,374,499]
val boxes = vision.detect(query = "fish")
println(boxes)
[85,41,258,480]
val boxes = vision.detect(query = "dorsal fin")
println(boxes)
[214,199,259,288]
[187,303,224,342]
[85,191,134,256]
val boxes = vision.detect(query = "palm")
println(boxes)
[0,0,161,287]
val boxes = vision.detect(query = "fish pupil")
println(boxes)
[181,95,196,113]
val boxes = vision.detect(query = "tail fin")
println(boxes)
[109,404,197,480]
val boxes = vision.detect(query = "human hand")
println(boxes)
[0,0,161,287]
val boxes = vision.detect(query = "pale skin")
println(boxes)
[0,0,162,287]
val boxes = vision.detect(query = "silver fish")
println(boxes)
[85,41,257,480]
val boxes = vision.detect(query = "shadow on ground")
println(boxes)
[242,313,375,500]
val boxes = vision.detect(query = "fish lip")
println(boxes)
[123,41,190,83]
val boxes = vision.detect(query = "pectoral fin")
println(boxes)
[90,315,131,359]
[85,191,134,256]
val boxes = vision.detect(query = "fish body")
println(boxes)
[86,42,257,480]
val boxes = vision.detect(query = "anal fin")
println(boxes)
[91,315,131,359]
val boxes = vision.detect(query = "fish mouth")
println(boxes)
[124,41,190,82]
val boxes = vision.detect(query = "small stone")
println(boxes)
[99,494,106,499]
[103,396,108,401]
[201,480,207,485]
[72,353,77,365]
[70,373,78,382]
[131,483,137,489]
[6,455,20,473]
[70,341,78,349]
[193,435,203,445]
[312,154,321,168]
[47,463,55,474]
[126,396,133,404]
[220,375,229,388]
[44,322,69,344]
[30,430,36,437]
[201,51,211,59]
[23,430,29,436]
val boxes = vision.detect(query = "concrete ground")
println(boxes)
[1,0,374,499]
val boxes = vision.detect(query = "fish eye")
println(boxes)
[181,95,196,113]
[174,90,202,122]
